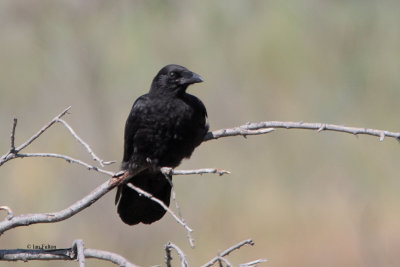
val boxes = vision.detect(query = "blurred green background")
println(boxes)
[1,1,400,266]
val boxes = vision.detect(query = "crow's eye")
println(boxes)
[169,72,176,78]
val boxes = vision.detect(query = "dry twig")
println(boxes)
[160,172,196,247]
[201,239,258,267]
[56,119,115,167]
[126,183,193,234]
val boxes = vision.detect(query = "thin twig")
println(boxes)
[126,183,193,234]
[161,171,195,247]
[204,121,400,142]
[165,242,188,267]
[57,119,114,167]
[219,239,254,258]
[201,239,255,267]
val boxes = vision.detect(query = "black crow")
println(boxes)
[115,64,209,225]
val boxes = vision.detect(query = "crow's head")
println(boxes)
[150,64,203,96]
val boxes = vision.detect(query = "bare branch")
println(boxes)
[165,242,188,267]
[201,239,255,267]
[218,239,255,258]
[0,206,14,220]
[56,119,115,167]
[0,239,139,267]
[204,121,400,142]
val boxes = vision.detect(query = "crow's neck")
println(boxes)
[149,85,188,98]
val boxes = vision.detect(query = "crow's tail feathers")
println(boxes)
[115,171,172,225]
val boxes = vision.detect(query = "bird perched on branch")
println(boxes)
[115,64,209,225]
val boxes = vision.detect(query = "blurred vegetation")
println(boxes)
[1,1,400,266]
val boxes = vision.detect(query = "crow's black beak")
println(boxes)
[181,72,204,85]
